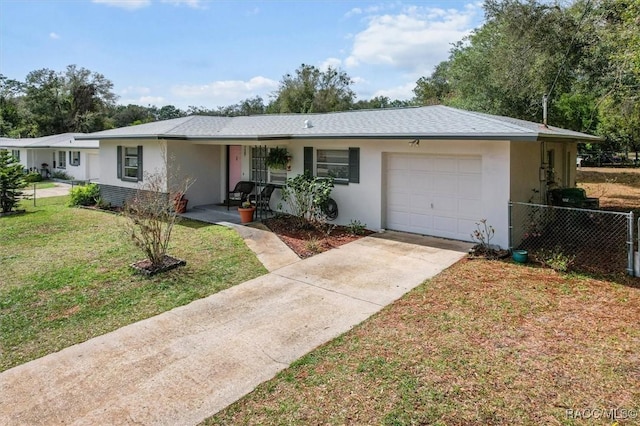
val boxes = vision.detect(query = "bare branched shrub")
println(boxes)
[123,147,194,269]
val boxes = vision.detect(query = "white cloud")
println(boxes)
[345,3,481,76]
[171,76,279,106]
[49,32,60,40]
[92,0,151,10]
[119,96,166,106]
[160,0,203,9]
[344,7,362,18]
[120,86,151,96]
[138,96,166,105]
[319,57,342,71]
[371,82,416,100]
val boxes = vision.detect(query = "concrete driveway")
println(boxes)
[0,231,471,425]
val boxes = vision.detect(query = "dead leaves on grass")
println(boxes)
[209,260,640,425]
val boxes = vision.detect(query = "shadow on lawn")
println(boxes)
[177,219,215,229]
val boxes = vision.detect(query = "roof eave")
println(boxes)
[536,132,604,143]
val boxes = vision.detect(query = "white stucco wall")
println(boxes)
[60,149,99,181]
[94,136,561,249]
[543,140,574,188]
[510,141,545,204]
[285,138,512,248]
[26,150,52,173]
[167,141,223,207]
[8,148,27,169]
[99,139,167,190]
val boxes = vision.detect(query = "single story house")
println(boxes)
[0,133,100,182]
[78,105,601,248]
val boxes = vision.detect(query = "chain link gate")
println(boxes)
[509,202,634,275]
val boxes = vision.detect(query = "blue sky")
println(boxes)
[0,0,485,109]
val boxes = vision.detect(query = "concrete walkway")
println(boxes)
[22,182,72,198]
[0,231,471,426]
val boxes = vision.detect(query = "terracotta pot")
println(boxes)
[174,199,188,214]
[238,206,255,223]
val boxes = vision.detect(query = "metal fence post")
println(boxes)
[628,212,635,276]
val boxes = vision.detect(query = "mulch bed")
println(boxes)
[131,255,186,276]
[263,215,373,258]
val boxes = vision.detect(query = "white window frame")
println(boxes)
[57,151,66,169]
[70,151,80,166]
[11,149,20,161]
[123,147,139,180]
[316,149,349,183]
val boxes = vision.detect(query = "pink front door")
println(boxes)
[229,145,242,190]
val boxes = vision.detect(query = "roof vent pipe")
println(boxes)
[542,94,548,127]
[304,119,313,129]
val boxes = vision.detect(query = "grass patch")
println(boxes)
[0,196,266,371]
[206,260,640,425]
[32,181,57,189]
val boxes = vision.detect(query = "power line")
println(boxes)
[547,0,594,98]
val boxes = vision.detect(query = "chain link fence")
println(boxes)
[509,202,634,275]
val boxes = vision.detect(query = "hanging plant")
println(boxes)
[264,147,291,170]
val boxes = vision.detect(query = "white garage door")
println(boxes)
[386,154,482,241]
[87,154,100,182]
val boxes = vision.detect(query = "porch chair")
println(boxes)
[227,181,255,210]
[249,184,276,213]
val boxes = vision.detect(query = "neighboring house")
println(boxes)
[0,133,100,181]
[77,105,601,248]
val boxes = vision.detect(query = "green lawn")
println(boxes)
[32,181,56,189]
[0,196,266,371]
[206,261,640,425]
[22,181,56,190]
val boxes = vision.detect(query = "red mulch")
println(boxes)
[263,215,373,258]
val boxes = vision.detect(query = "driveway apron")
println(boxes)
[0,231,471,425]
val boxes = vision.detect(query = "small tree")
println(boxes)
[0,150,27,213]
[123,149,194,271]
[280,173,334,228]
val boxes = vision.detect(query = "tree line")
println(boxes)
[414,0,639,155]
[0,63,410,138]
[1,0,637,154]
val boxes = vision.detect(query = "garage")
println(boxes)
[385,153,483,241]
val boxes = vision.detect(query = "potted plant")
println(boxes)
[173,192,188,214]
[238,199,255,223]
[265,147,291,170]
[40,163,50,178]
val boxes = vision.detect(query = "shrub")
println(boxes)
[534,247,576,272]
[122,149,195,270]
[69,183,100,206]
[280,173,334,228]
[347,219,367,235]
[24,172,43,183]
[51,170,73,180]
[0,150,28,213]
[471,219,495,250]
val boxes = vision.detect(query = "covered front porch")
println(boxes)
[180,203,275,225]
[177,141,291,215]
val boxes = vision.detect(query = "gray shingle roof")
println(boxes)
[0,133,99,149]
[75,105,601,142]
